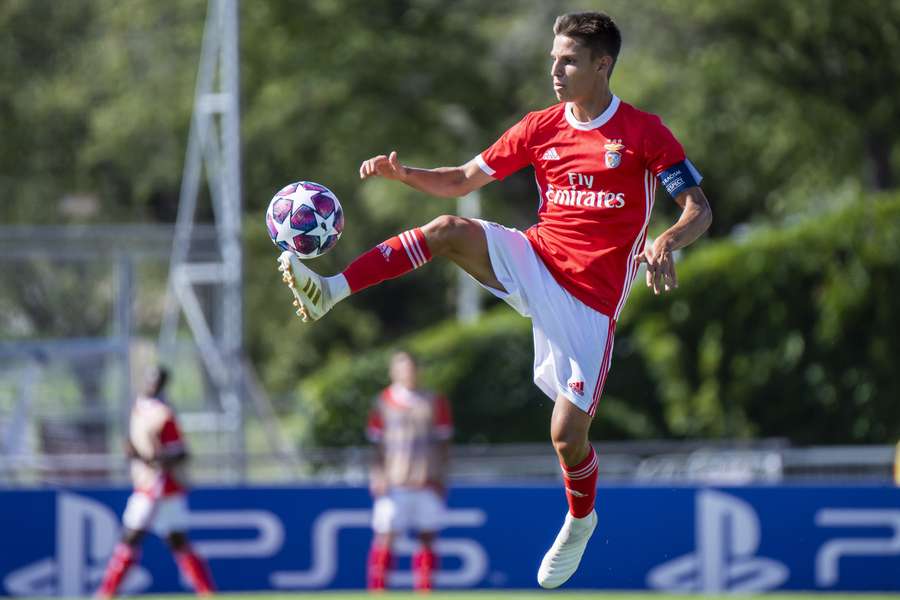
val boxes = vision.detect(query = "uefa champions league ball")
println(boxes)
[266,181,344,259]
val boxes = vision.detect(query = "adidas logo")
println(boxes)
[541,147,560,160]
[301,279,322,306]
[377,242,393,262]
[568,380,585,396]
[566,487,588,498]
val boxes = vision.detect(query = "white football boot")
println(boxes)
[537,509,597,589]
[277,251,335,322]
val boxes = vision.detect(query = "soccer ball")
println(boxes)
[266,181,344,259]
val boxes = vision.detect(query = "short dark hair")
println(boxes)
[143,365,169,396]
[553,12,621,75]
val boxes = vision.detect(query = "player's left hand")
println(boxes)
[635,238,677,295]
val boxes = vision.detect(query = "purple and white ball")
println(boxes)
[266,181,344,259]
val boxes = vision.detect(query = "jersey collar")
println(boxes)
[565,95,620,131]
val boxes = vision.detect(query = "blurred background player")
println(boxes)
[365,351,453,592]
[97,366,215,598]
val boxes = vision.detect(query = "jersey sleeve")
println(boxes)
[642,115,687,177]
[366,399,384,442]
[158,414,185,455]
[475,113,534,180]
[433,395,453,441]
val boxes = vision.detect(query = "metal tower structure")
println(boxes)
[159,0,244,476]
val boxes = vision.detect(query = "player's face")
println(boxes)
[550,35,608,103]
[390,353,417,389]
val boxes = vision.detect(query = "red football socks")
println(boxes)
[97,542,138,598]
[367,543,393,591]
[343,228,432,293]
[561,445,598,518]
[175,549,216,596]
[413,547,438,592]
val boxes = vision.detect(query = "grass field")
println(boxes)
[135,593,900,600]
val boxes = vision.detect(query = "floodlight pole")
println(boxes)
[159,0,244,478]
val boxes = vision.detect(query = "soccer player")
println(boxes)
[97,366,215,598]
[277,11,712,588]
[365,351,453,592]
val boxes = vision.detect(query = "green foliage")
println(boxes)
[3,0,900,420]
[290,309,546,447]
[295,195,900,446]
[610,194,900,444]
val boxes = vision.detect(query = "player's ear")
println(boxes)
[597,55,611,74]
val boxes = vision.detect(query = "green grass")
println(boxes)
[134,593,900,600]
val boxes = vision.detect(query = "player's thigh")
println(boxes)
[421,215,504,291]
[122,492,157,533]
[531,284,616,416]
[410,489,445,534]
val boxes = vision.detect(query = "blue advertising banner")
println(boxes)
[2,484,899,595]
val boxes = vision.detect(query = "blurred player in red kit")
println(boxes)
[278,11,711,588]
[97,366,215,598]
[365,351,453,592]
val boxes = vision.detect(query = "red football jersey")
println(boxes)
[476,96,692,320]
[129,395,188,497]
[366,384,453,489]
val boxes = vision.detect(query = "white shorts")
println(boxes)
[372,488,445,534]
[475,220,616,416]
[122,492,190,536]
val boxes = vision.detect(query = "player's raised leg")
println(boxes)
[537,397,598,589]
[278,214,502,321]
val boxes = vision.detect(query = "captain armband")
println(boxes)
[658,159,703,199]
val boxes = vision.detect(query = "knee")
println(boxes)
[122,528,145,547]
[422,215,471,256]
[167,531,189,552]
[551,431,589,467]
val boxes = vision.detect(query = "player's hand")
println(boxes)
[359,151,407,181]
[635,237,678,295]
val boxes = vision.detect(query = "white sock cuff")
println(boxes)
[326,273,351,303]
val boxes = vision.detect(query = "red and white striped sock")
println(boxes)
[97,542,138,598]
[561,446,598,518]
[342,228,432,293]
[367,543,392,590]
[175,548,216,596]
[413,547,438,591]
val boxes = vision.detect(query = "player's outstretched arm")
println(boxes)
[359,151,492,198]
[635,186,712,295]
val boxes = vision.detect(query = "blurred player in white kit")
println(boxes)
[96,366,215,598]
[365,351,453,592]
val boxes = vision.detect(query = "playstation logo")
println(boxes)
[647,490,789,592]
[4,493,151,597]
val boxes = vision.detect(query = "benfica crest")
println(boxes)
[604,139,624,169]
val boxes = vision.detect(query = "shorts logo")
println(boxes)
[377,242,393,261]
[604,140,624,169]
[568,381,585,396]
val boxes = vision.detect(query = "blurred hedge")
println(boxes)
[288,194,900,446]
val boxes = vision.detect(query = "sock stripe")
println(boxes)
[401,230,426,267]
[398,231,422,267]
[567,456,598,480]
[564,449,598,480]
[410,229,429,265]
